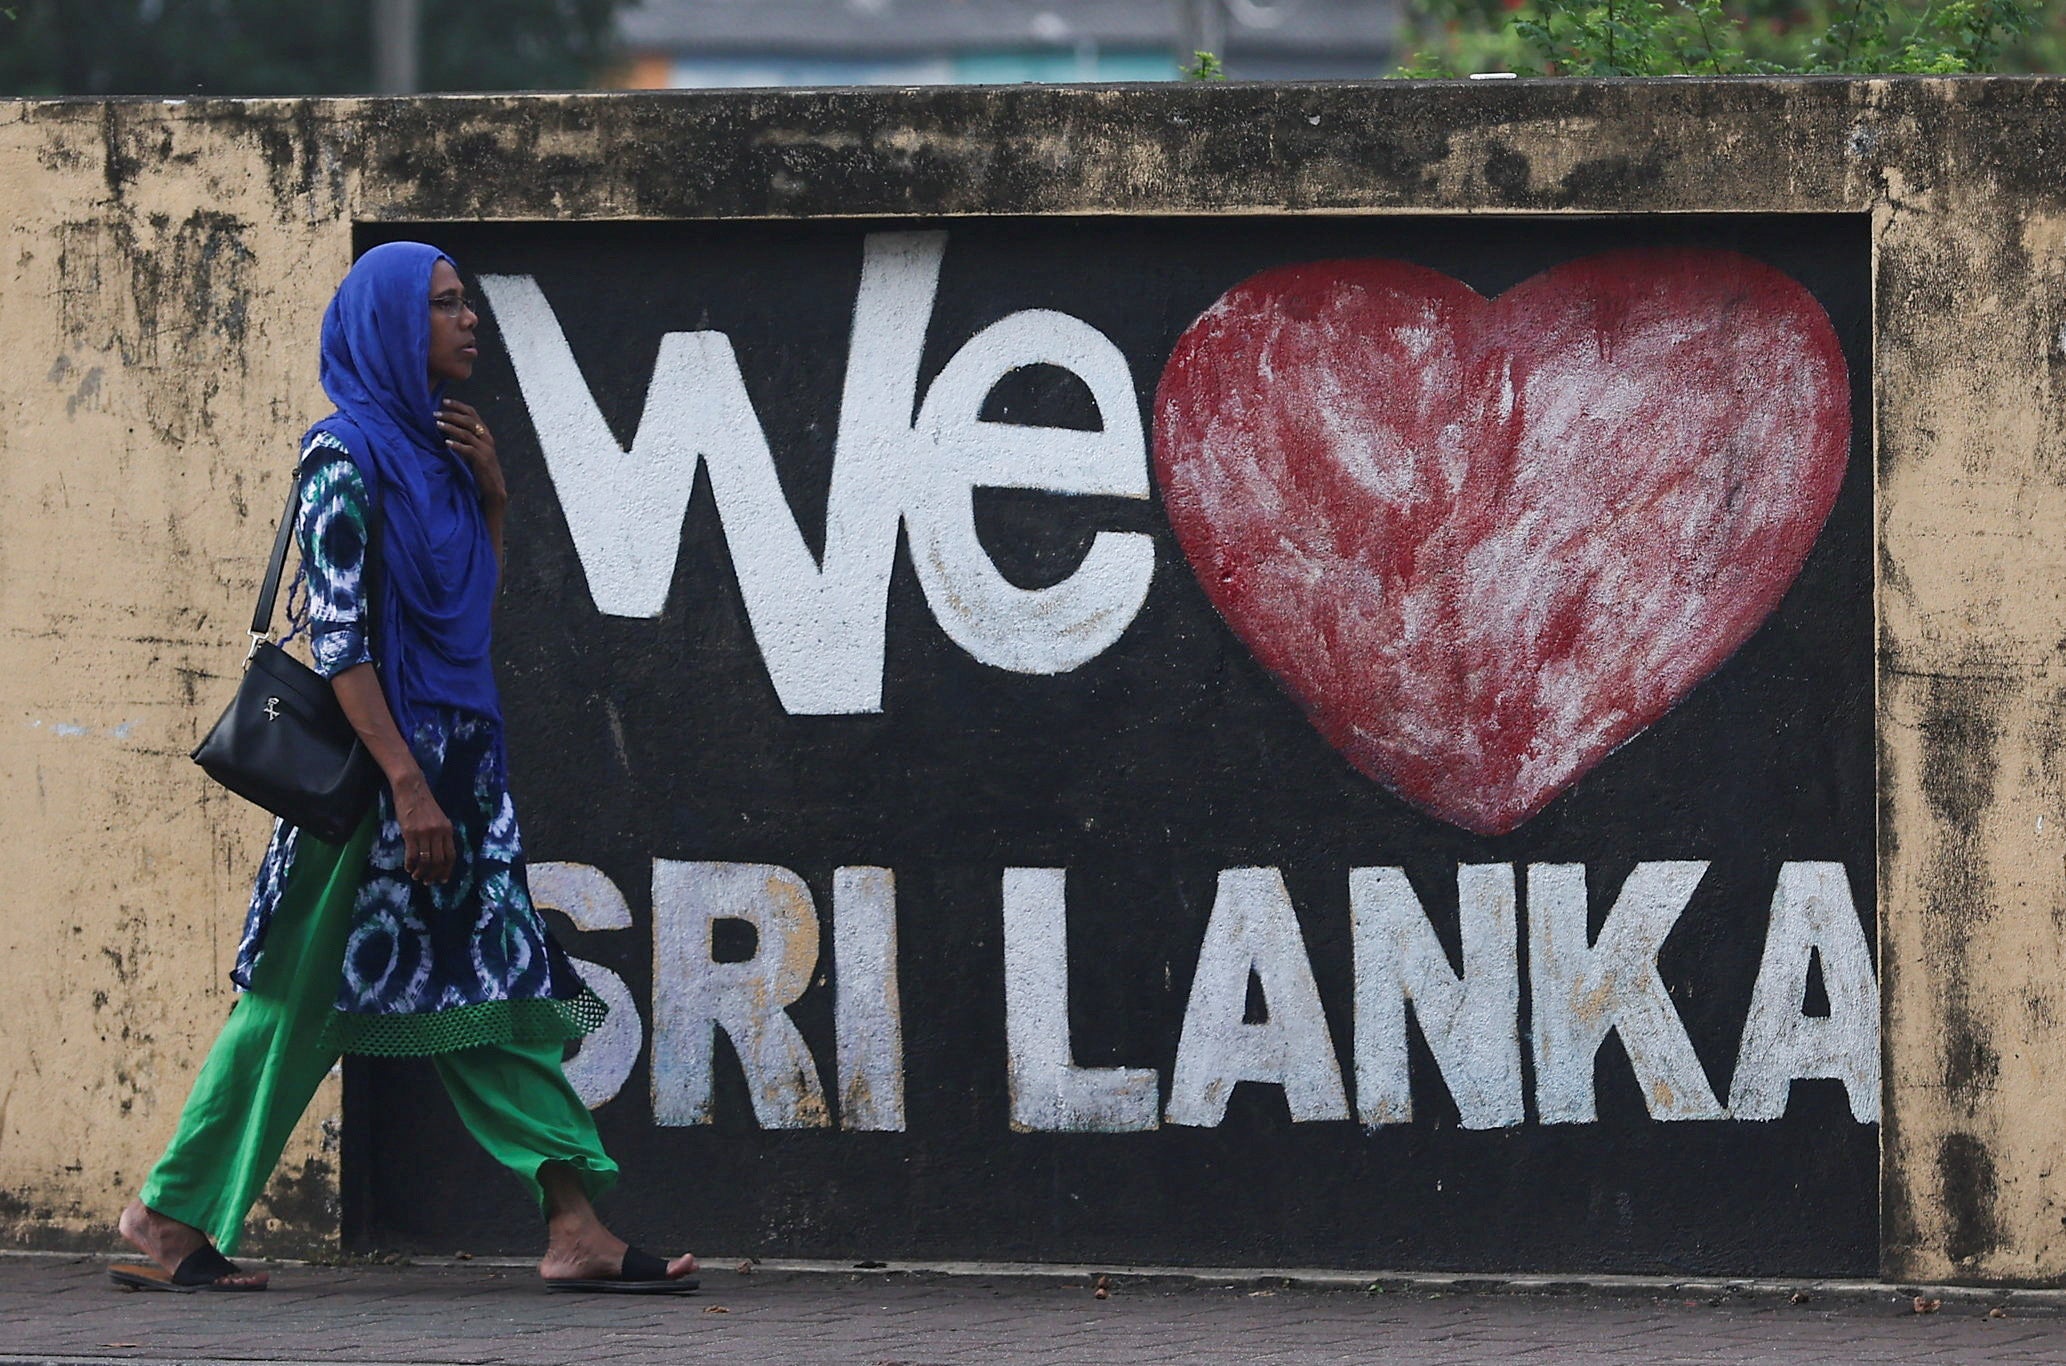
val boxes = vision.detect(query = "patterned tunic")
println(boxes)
[231,433,603,1055]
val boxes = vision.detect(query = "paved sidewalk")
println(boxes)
[4,1253,2066,1365]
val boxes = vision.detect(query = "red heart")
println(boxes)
[1153,249,1850,835]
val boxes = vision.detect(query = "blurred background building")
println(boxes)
[612,0,1400,88]
[0,0,1401,97]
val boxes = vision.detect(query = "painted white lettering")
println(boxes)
[833,866,907,1131]
[478,276,746,620]
[1728,862,1880,1123]
[486,231,1155,713]
[529,861,640,1111]
[1350,865,1522,1129]
[479,241,916,712]
[1166,868,1349,1127]
[650,861,829,1128]
[908,310,1154,672]
[1529,862,1726,1123]
[1001,868,1161,1131]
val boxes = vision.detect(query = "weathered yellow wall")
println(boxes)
[2,82,2064,1281]
[0,100,351,1251]
[1865,89,2066,1284]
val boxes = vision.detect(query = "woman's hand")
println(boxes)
[391,770,457,885]
[330,663,456,883]
[437,399,507,510]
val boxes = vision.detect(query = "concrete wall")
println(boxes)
[1,80,2062,1282]
[0,100,351,1253]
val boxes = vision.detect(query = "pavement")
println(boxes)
[5,1251,2066,1365]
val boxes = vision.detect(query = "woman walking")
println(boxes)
[112,243,696,1294]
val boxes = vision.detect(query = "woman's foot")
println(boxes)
[116,1200,269,1289]
[535,1164,695,1285]
[537,1222,697,1283]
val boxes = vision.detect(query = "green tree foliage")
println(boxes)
[0,0,631,97]
[1398,0,2058,75]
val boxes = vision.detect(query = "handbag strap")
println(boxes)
[247,467,306,652]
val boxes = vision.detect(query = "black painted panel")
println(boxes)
[344,214,1874,1275]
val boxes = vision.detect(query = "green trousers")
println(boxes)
[139,815,618,1255]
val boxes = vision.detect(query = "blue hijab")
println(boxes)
[303,242,500,736]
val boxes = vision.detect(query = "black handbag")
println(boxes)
[191,463,382,844]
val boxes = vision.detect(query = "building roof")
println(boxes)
[619,0,1397,58]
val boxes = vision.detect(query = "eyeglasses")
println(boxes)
[429,292,477,318]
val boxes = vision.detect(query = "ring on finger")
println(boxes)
[472,423,485,436]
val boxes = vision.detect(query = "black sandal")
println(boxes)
[109,1244,266,1293]
[543,1246,698,1294]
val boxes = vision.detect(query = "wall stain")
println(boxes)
[1910,668,2008,1110]
[1887,643,2019,1271]
[1883,1091,1921,1257]
[64,366,101,419]
[2023,989,2058,1032]
[1558,150,1671,206]
[0,1188,57,1224]
[98,103,139,201]
[54,207,254,446]
[1938,1131,2003,1265]
[1941,1000,2001,1106]
[1484,145,1532,201]
[196,98,354,225]
[243,1154,338,1253]
[1917,671,2007,835]
[2028,683,2066,889]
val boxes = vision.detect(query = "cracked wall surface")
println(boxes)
[0,80,2061,1280]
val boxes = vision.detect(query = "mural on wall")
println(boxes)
[346,217,1876,1276]
[1155,251,1851,836]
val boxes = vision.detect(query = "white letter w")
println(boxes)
[479,232,944,715]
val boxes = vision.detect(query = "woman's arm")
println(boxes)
[331,663,456,884]
[297,450,457,884]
